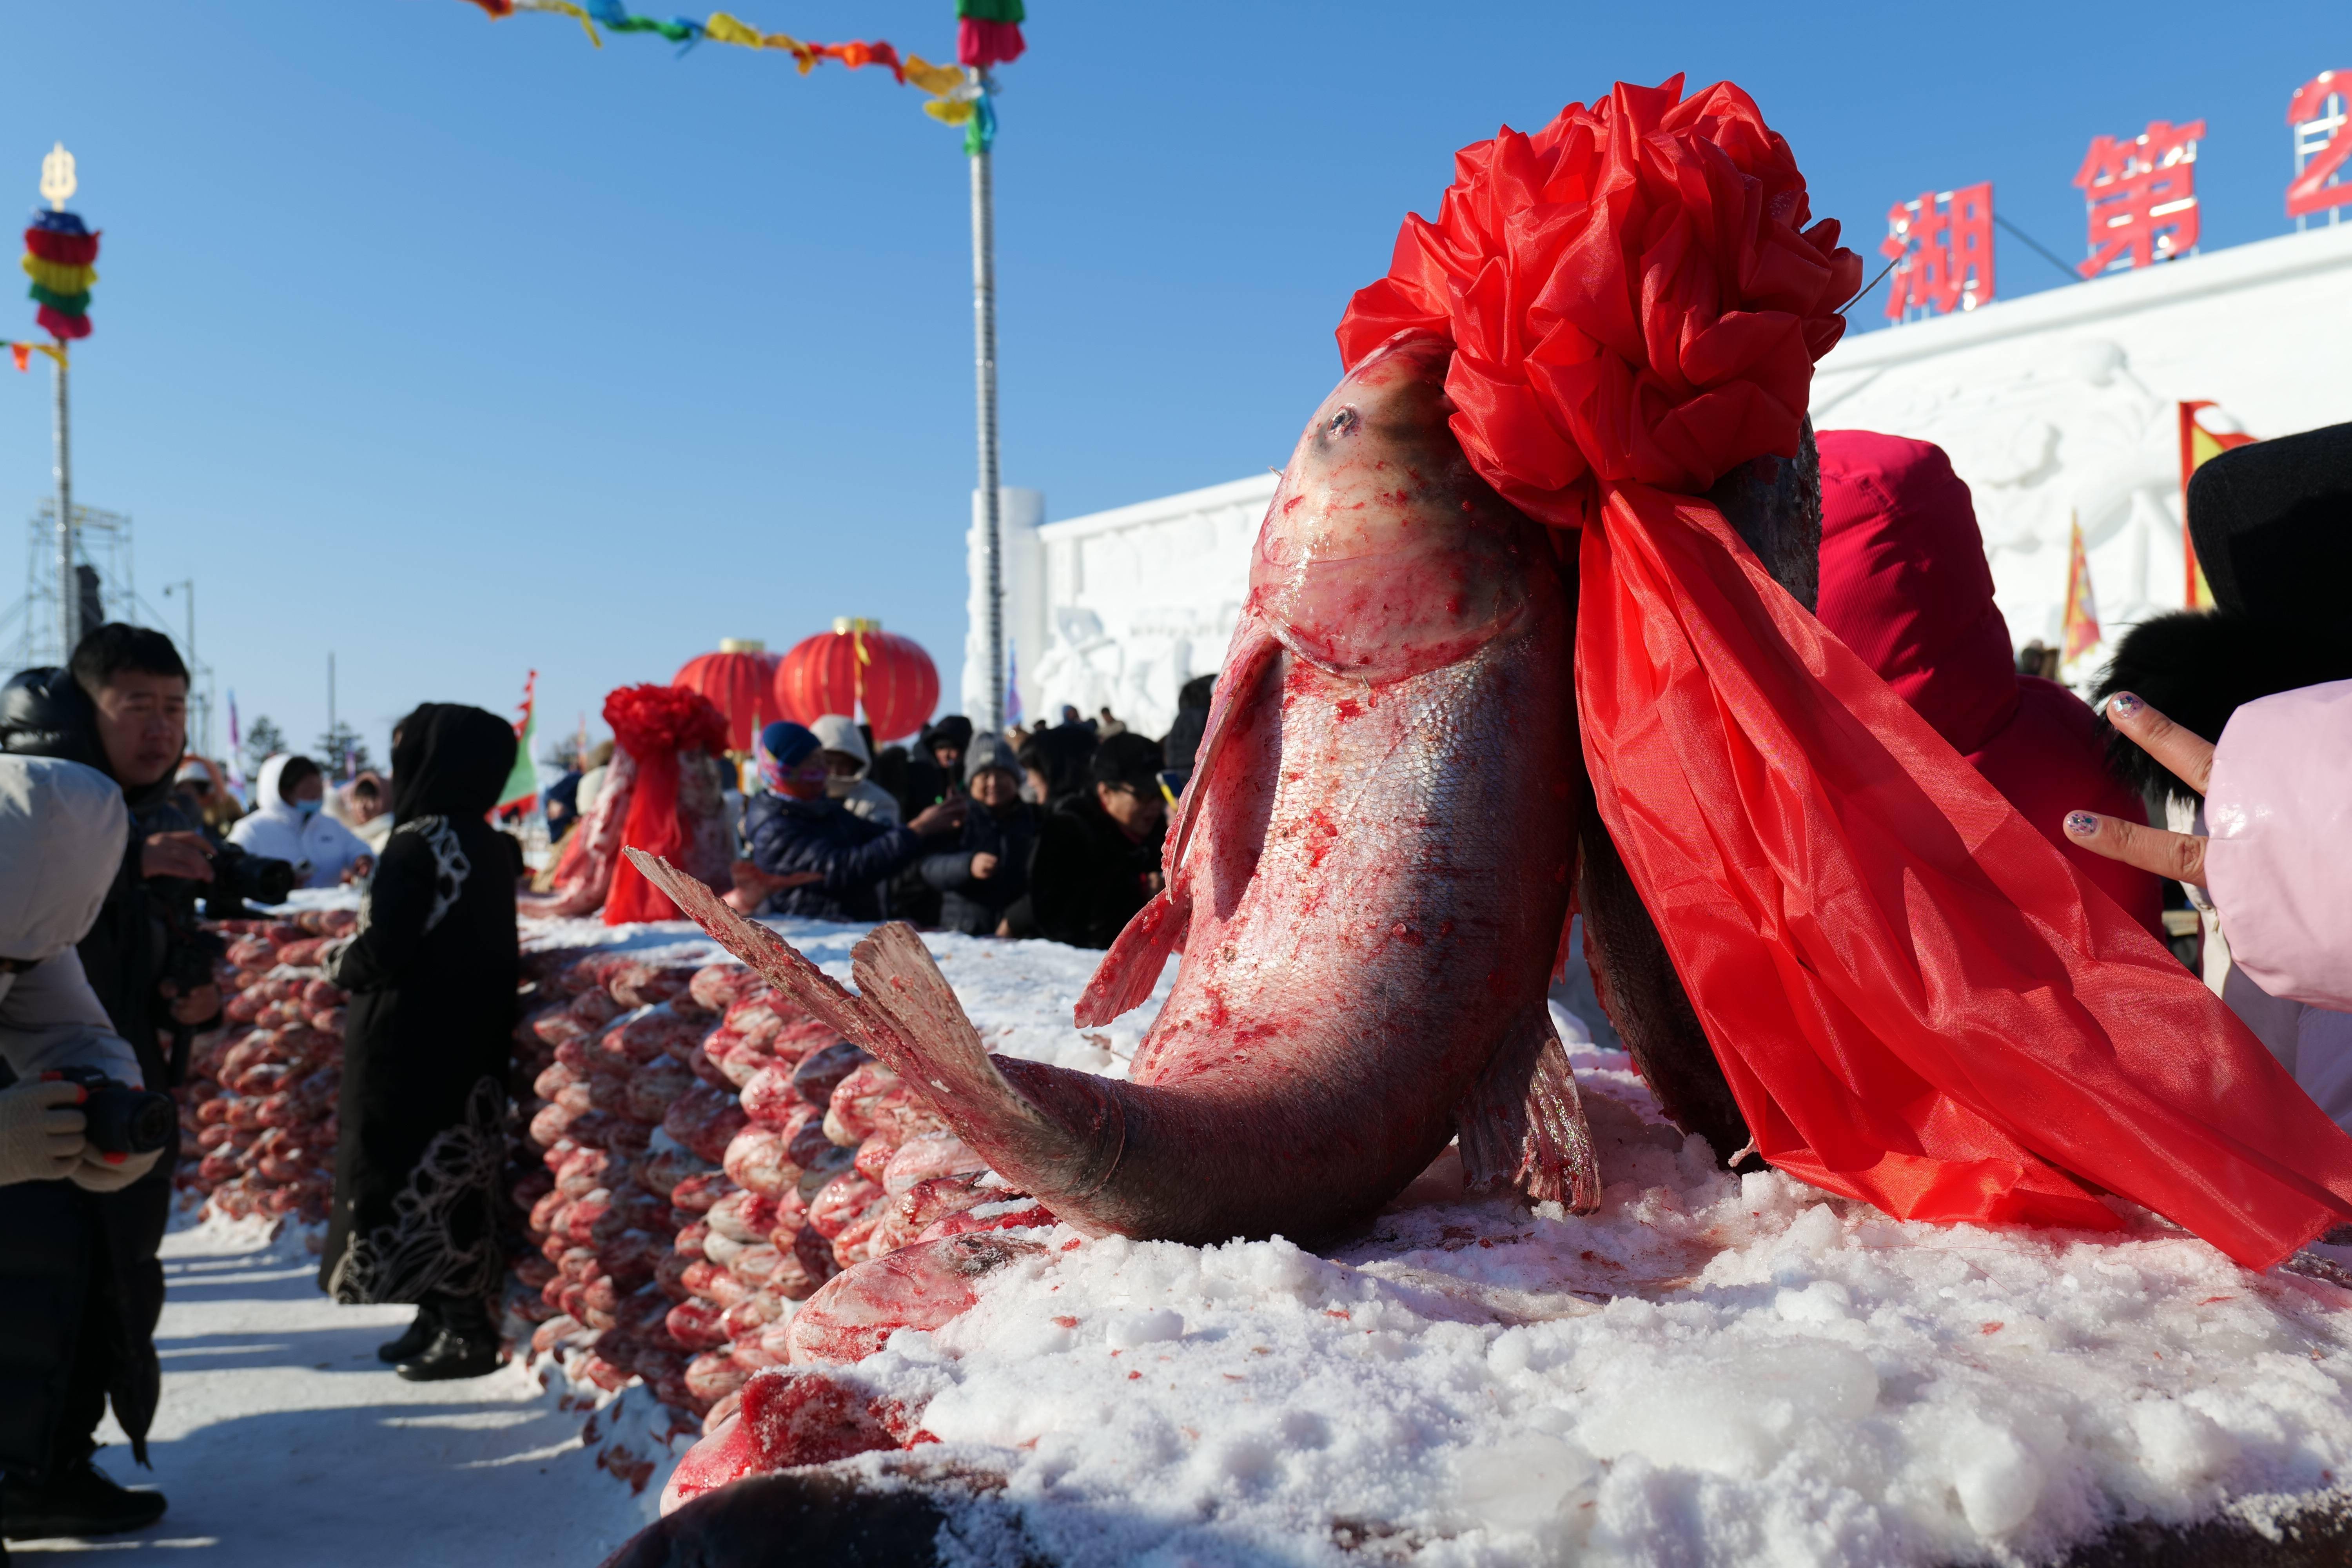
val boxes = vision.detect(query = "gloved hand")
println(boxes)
[0,1079,88,1185]
[69,1142,164,1193]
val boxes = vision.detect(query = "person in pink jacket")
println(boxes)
[2067,681,2352,1125]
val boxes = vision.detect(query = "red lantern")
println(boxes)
[774,619,940,744]
[673,639,784,755]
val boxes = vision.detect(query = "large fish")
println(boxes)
[631,330,1597,1245]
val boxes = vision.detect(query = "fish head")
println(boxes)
[1249,329,1553,683]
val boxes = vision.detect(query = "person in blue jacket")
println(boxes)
[741,722,963,924]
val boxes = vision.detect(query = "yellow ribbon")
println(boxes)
[515,0,602,47]
[20,255,96,294]
[4,341,67,369]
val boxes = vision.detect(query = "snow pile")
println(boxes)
[57,1206,666,1565]
[690,969,2352,1566]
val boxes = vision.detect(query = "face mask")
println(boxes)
[778,778,826,802]
[294,798,323,820]
[824,775,858,799]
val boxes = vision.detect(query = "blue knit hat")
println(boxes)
[756,721,821,791]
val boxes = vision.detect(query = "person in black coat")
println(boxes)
[898,715,972,820]
[1160,673,1214,795]
[742,722,964,924]
[319,704,519,1382]
[919,734,1042,937]
[1030,733,1168,951]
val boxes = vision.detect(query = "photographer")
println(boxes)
[0,624,221,1542]
[0,755,172,1542]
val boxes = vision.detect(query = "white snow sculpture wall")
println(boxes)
[1811,222,2352,672]
[1022,474,1274,740]
[973,225,2352,730]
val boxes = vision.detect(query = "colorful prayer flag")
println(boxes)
[499,670,541,811]
[2062,514,2102,664]
[2178,401,2258,610]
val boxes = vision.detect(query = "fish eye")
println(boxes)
[1325,407,1359,435]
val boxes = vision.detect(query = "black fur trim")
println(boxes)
[2092,610,2352,808]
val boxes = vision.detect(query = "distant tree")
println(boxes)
[315,720,372,780]
[540,736,586,775]
[243,715,287,776]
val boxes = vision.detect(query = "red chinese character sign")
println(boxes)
[1882,183,1994,321]
[2073,118,2204,276]
[2288,71,2352,225]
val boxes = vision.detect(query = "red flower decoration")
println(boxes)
[603,683,728,764]
[601,683,728,925]
[1335,76,1862,524]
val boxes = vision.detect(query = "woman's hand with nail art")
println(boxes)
[2063,692,2218,884]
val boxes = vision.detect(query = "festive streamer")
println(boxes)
[2,339,67,371]
[468,0,970,113]
[21,210,96,342]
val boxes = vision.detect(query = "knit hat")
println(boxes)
[755,721,821,793]
[964,731,1018,779]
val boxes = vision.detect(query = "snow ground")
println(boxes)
[16,1211,661,1564]
[36,913,2352,1566]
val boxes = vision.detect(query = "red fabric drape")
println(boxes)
[1336,76,2352,1269]
[603,684,729,926]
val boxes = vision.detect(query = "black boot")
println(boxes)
[2,1455,167,1539]
[376,1303,439,1364]
[395,1296,502,1383]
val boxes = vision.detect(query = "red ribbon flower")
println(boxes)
[1337,76,1861,528]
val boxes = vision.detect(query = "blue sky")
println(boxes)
[0,1,2339,769]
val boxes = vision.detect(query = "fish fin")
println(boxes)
[1164,615,1282,886]
[1074,886,1184,1027]
[1573,813,1751,1165]
[1458,1005,1600,1214]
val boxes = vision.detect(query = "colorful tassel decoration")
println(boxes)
[22,210,96,342]
[956,0,1025,69]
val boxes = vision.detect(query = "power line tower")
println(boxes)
[0,502,216,755]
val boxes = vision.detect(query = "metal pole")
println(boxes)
[52,351,74,661]
[969,83,1004,734]
[328,652,336,746]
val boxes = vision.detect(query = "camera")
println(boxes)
[49,1065,177,1156]
[202,842,301,918]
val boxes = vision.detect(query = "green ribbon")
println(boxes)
[955,0,1025,21]
[26,282,90,316]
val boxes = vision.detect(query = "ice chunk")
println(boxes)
[2131,1399,2237,1490]
[1452,1433,1598,1534]
[1105,1308,1185,1349]
[1949,1419,2042,1536]
[1581,1343,1878,1479]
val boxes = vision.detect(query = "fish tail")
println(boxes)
[626,850,1131,1221]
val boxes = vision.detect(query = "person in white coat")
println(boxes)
[809,714,902,826]
[0,755,152,1179]
[226,753,373,889]
[0,756,173,1544]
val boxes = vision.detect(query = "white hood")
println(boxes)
[0,755,128,963]
[253,752,297,809]
[809,715,871,775]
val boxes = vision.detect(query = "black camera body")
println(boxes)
[50,1065,177,1157]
